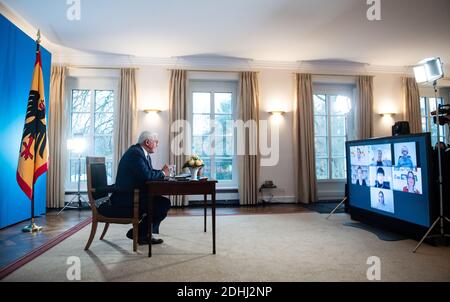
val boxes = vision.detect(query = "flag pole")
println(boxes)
[22,191,42,232]
[22,29,43,233]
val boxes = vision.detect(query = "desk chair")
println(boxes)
[84,156,140,252]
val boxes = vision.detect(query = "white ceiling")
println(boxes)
[2,0,450,67]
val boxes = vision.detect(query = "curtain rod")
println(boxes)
[167,69,259,73]
[67,66,139,70]
[292,73,362,77]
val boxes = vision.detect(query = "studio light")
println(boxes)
[413,57,444,84]
[67,137,87,154]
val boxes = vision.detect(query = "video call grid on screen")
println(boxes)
[346,134,431,227]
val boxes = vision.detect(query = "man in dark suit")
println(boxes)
[98,131,170,244]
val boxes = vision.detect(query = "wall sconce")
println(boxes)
[379,113,396,118]
[144,109,162,114]
[269,111,285,124]
[269,111,286,116]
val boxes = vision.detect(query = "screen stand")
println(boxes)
[413,81,450,253]
[326,197,347,220]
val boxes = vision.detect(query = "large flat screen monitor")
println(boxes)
[346,133,435,236]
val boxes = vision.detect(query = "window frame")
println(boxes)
[313,84,353,182]
[65,77,118,192]
[188,80,239,189]
[420,96,447,146]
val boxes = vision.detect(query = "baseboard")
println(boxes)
[261,196,297,204]
[318,191,345,201]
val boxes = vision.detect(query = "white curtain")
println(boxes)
[356,76,374,139]
[168,70,188,206]
[47,66,67,208]
[114,68,138,174]
[293,73,317,204]
[402,77,422,133]
[238,72,260,205]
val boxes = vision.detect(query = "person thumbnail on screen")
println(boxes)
[371,144,392,167]
[394,143,417,169]
[350,146,370,166]
[351,165,368,186]
[371,166,391,189]
[370,188,395,214]
[403,171,421,194]
[392,168,422,195]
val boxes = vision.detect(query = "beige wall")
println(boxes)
[258,69,296,202]
[372,74,404,138]
[136,66,170,169]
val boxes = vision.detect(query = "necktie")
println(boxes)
[147,154,151,166]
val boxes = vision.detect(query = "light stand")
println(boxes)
[413,80,450,252]
[58,138,87,215]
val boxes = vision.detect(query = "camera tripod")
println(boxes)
[413,81,450,253]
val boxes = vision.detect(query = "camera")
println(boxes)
[431,104,450,126]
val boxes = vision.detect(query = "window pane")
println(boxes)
[71,113,90,135]
[94,136,113,157]
[214,136,234,156]
[421,117,427,132]
[429,98,443,112]
[331,116,346,136]
[70,158,87,183]
[193,92,211,113]
[316,158,328,180]
[192,136,211,156]
[314,116,327,136]
[331,158,346,179]
[331,95,351,115]
[420,97,426,116]
[315,137,328,157]
[216,158,233,181]
[193,114,211,136]
[69,159,77,183]
[214,93,232,114]
[95,90,114,112]
[72,90,91,112]
[95,113,114,135]
[331,137,346,157]
[313,95,326,114]
[215,115,234,136]
[200,158,211,178]
[225,136,234,156]
[432,136,438,147]
[431,124,438,137]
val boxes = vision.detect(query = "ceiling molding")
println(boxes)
[53,52,421,76]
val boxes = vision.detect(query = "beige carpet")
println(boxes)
[3,213,450,282]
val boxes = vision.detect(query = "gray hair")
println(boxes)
[137,131,159,144]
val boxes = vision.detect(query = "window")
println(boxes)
[313,94,352,180]
[420,97,446,146]
[189,81,238,188]
[66,88,115,190]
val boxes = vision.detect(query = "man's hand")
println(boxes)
[162,164,169,176]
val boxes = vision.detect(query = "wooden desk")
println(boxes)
[145,180,217,257]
